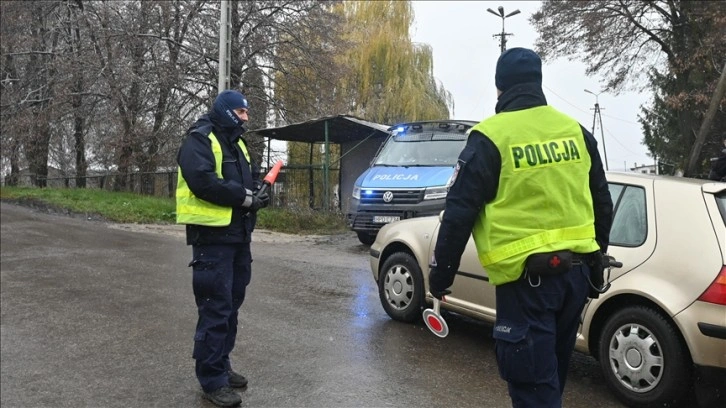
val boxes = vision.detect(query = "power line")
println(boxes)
[465,94,485,119]
[602,125,647,158]
[543,84,642,126]
[543,85,591,115]
[601,113,640,125]
[545,85,649,169]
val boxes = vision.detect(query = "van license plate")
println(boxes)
[373,216,400,224]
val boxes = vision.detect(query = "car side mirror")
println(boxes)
[438,210,445,222]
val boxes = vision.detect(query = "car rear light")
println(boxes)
[698,265,726,305]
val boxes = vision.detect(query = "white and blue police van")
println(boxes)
[347,120,477,245]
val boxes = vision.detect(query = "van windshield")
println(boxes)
[374,134,467,167]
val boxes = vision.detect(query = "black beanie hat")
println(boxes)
[495,47,542,92]
[211,90,249,129]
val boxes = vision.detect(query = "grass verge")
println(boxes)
[0,186,349,235]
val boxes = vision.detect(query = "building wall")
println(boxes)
[339,136,387,214]
[631,165,656,174]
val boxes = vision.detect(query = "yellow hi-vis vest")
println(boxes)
[470,105,601,285]
[176,132,251,226]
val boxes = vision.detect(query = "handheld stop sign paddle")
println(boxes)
[423,296,449,338]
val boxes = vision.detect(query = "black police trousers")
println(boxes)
[493,263,590,408]
[189,243,252,393]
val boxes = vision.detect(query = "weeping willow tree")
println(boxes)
[273,0,453,209]
[336,0,452,124]
[274,0,452,125]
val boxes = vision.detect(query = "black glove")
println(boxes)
[249,191,270,212]
[429,266,455,300]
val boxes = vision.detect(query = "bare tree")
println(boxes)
[1,2,61,187]
[532,0,726,177]
[0,3,26,186]
[226,1,343,165]
[0,0,437,192]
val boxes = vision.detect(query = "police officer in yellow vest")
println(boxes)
[176,90,269,407]
[429,48,613,408]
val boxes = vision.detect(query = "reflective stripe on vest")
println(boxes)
[469,105,600,285]
[176,132,251,226]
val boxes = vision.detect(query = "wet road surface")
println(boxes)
[1,203,626,407]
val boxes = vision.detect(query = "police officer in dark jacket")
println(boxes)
[176,90,269,407]
[429,48,613,407]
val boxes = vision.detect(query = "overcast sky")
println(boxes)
[410,1,655,171]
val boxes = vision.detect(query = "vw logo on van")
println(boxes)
[382,191,394,203]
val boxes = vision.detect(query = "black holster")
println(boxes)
[586,251,606,299]
[525,250,573,276]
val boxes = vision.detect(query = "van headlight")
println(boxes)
[424,186,448,200]
[352,186,361,199]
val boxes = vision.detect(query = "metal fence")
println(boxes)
[5,165,342,213]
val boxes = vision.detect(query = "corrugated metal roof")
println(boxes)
[248,115,389,143]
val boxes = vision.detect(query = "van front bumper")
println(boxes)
[347,198,445,233]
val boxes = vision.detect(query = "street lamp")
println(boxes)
[218,0,231,92]
[584,89,609,170]
[487,6,521,54]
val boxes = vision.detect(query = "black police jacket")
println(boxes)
[434,82,614,274]
[177,114,260,245]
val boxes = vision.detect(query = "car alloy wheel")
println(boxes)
[383,265,413,310]
[607,322,664,393]
[378,252,424,322]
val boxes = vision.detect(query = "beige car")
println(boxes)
[369,172,726,407]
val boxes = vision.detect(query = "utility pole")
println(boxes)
[218,0,231,92]
[585,89,609,171]
[487,6,521,54]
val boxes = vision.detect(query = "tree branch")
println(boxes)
[617,0,675,62]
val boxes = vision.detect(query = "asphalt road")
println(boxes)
[0,203,626,408]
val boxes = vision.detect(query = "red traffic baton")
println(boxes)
[255,160,283,198]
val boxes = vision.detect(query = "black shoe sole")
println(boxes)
[202,393,241,407]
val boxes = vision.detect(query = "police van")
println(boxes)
[347,120,477,245]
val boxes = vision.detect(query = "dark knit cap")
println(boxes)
[211,90,249,129]
[495,47,542,92]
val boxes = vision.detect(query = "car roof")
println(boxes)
[607,171,726,193]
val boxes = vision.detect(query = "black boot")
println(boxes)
[203,386,241,407]
[228,370,248,388]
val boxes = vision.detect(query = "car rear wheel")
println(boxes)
[378,252,424,323]
[598,306,692,408]
[356,231,376,246]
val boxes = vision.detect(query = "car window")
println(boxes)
[608,183,624,203]
[608,183,647,247]
[715,192,726,227]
